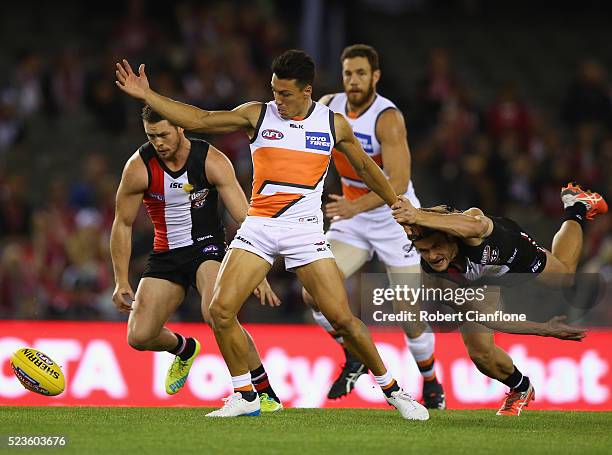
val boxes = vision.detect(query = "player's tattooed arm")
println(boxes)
[110,153,147,313]
[348,108,411,214]
[392,200,493,240]
[115,59,260,134]
[333,113,397,207]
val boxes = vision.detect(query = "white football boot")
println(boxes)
[205,392,261,417]
[386,389,430,420]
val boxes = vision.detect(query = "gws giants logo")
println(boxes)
[190,188,210,209]
[262,129,284,140]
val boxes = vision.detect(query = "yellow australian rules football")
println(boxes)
[10,347,65,396]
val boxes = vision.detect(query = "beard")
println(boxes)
[346,82,375,109]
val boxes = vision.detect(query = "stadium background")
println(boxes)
[1,0,611,410]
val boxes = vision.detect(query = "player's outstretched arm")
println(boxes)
[456,288,586,341]
[110,154,147,313]
[115,59,260,134]
[392,199,493,240]
[333,113,397,207]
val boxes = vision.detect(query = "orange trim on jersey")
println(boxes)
[333,148,383,200]
[248,194,304,217]
[341,183,370,201]
[333,149,383,181]
[249,146,330,217]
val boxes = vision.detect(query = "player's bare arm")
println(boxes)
[458,287,586,341]
[329,108,410,218]
[110,153,148,313]
[205,146,250,225]
[392,199,493,240]
[115,59,261,135]
[333,113,397,207]
[205,146,281,307]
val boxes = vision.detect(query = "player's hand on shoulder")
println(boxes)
[253,278,281,307]
[112,283,135,313]
[115,59,150,101]
[325,194,358,220]
[544,315,586,341]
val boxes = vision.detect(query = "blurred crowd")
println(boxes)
[0,1,610,322]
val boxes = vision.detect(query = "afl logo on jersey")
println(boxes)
[190,188,210,209]
[262,129,284,140]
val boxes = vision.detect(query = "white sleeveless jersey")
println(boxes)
[327,92,418,217]
[247,101,335,228]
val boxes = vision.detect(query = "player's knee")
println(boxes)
[127,330,154,351]
[329,314,358,337]
[209,300,237,330]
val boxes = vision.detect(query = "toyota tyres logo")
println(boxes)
[262,129,284,140]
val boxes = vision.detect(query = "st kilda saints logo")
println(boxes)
[189,188,210,209]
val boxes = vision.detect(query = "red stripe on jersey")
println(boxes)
[143,158,169,252]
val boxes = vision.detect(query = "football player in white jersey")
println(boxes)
[301,44,445,408]
[115,50,430,420]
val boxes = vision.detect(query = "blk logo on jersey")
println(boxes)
[354,132,373,154]
[305,131,331,151]
[190,188,210,209]
[262,129,284,140]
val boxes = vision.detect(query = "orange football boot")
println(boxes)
[561,182,608,220]
[496,383,535,416]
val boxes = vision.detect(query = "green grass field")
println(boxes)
[2,407,612,454]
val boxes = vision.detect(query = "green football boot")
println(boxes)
[165,339,201,395]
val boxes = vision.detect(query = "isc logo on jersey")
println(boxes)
[10,347,65,396]
[305,131,331,152]
[262,129,284,140]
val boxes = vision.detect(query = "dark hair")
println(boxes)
[271,50,315,88]
[141,105,166,123]
[341,44,380,72]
